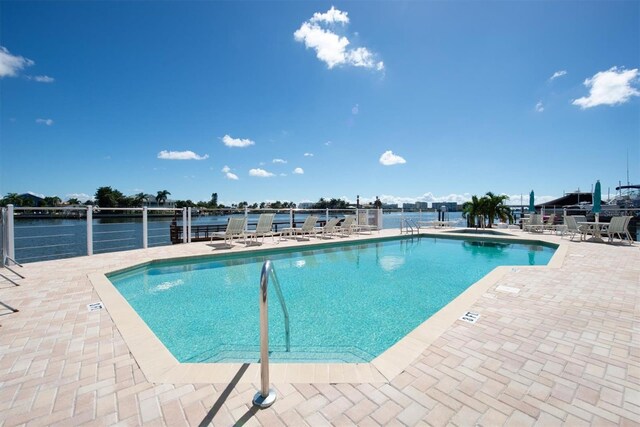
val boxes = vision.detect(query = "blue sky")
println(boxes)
[1,1,638,206]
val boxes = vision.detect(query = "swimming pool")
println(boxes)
[108,236,556,363]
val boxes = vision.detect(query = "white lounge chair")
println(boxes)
[315,217,341,238]
[524,214,543,233]
[210,217,246,247]
[280,215,318,241]
[603,216,633,244]
[357,212,378,234]
[562,216,586,241]
[337,216,357,237]
[542,214,557,233]
[245,213,276,245]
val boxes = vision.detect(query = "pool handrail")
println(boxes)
[253,260,290,409]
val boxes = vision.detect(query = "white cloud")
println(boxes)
[157,150,209,160]
[249,168,275,178]
[222,134,255,148]
[33,75,55,83]
[379,150,406,166]
[550,70,567,80]
[535,101,544,112]
[280,173,288,177]
[221,165,238,180]
[572,67,639,109]
[352,104,359,115]
[294,6,384,71]
[35,118,53,126]
[273,158,287,164]
[0,46,34,77]
[293,167,304,174]
[325,141,332,146]
[65,193,92,202]
[304,152,314,157]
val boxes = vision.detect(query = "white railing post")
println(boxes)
[182,208,187,243]
[6,205,15,263]
[87,205,93,256]
[187,207,192,243]
[244,207,249,231]
[377,208,383,230]
[289,208,293,228]
[325,208,329,224]
[142,207,148,249]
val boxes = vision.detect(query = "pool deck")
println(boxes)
[0,228,638,426]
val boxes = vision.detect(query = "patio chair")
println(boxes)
[603,216,633,244]
[315,217,341,239]
[523,214,543,233]
[542,214,557,233]
[337,216,357,237]
[210,217,246,247]
[562,216,587,241]
[245,213,276,245]
[357,212,378,234]
[280,215,318,241]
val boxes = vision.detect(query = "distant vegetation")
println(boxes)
[1,190,362,211]
[462,192,513,228]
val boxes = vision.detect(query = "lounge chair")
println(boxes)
[542,214,557,233]
[357,212,378,234]
[562,216,586,241]
[210,217,246,247]
[280,215,318,241]
[315,217,341,238]
[524,214,543,233]
[337,216,357,237]
[603,216,633,244]
[245,213,276,245]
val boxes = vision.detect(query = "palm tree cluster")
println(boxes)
[462,192,513,228]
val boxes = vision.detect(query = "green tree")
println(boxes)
[462,195,485,228]
[1,193,23,207]
[156,190,171,206]
[133,193,148,207]
[482,192,513,228]
[66,197,81,205]
[95,187,119,207]
[210,192,218,208]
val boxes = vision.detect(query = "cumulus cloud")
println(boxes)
[0,46,34,78]
[222,134,255,148]
[273,158,287,164]
[65,193,92,203]
[293,167,304,174]
[550,70,567,80]
[293,6,384,71]
[35,118,54,126]
[157,150,209,160]
[220,165,239,180]
[304,152,314,157]
[379,150,406,166]
[535,101,544,112]
[572,67,639,109]
[249,168,275,178]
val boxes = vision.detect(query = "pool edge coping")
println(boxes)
[88,230,568,385]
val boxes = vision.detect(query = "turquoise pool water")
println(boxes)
[108,236,555,363]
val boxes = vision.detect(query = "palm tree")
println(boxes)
[462,195,485,228]
[133,193,148,207]
[483,192,513,228]
[156,190,171,206]
[66,197,81,205]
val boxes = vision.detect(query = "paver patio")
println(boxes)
[0,229,638,426]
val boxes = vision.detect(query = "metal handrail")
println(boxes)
[253,260,290,409]
[401,218,421,234]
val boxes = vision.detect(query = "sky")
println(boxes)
[1,1,639,206]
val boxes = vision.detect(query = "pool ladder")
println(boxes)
[401,218,421,235]
[253,260,290,409]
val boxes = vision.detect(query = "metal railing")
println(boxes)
[253,260,289,409]
[0,205,385,264]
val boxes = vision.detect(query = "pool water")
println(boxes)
[108,236,555,363]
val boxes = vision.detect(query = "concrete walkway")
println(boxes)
[0,229,638,426]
